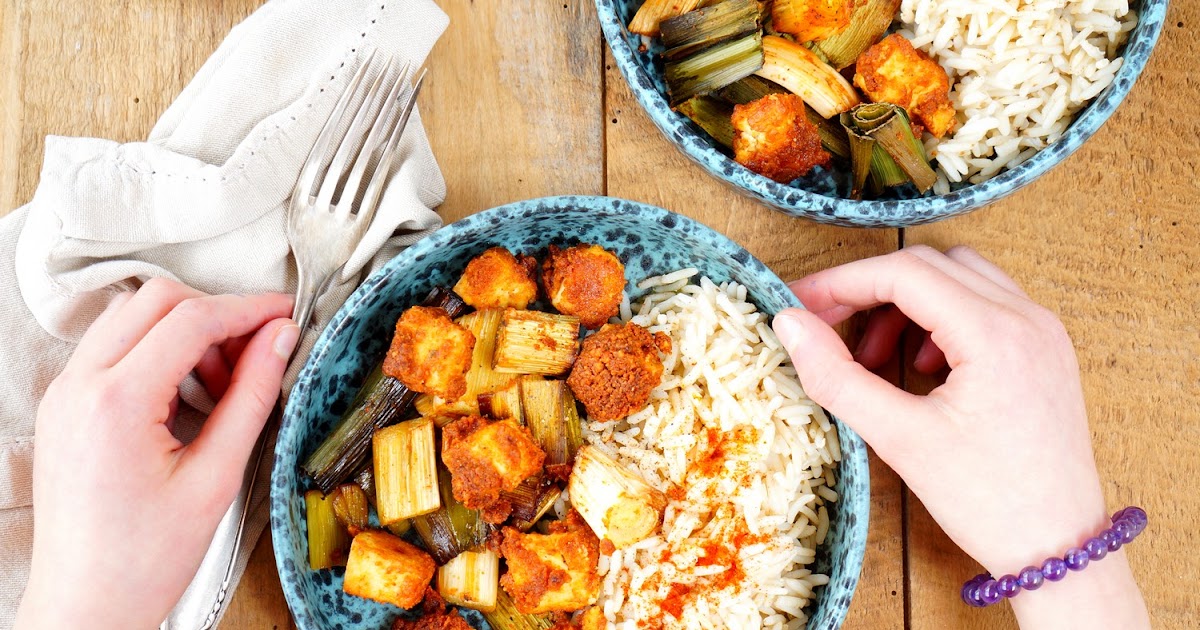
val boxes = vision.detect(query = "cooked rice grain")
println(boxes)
[899,0,1137,185]
[585,274,839,629]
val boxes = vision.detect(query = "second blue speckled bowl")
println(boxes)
[271,196,870,629]
[596,0,1166,227]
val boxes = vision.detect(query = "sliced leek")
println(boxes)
[510,486,562,532]
[478,379,525,423]
[373,417,440,525]
[755,35,859,119]
[305,490,350,570]
[660,0,761,61]
[677,96,735,149]
[482,588,556,630]
[842,103,936,195]
[813,0,901,69]
[437,549,501,612]
[716,75,788,104]
[568,446,667,549]
[493,309,580,376]
[628,0,703,37]
[520,380,584,467]
[665,32,764,107]
[330,484,371,533]
[411,465,490,564]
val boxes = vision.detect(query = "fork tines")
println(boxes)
[293,50,427,225]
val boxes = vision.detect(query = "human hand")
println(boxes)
[15,278,299,630]
[772,246,1148,629]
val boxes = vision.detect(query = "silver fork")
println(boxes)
[165,51,427,630]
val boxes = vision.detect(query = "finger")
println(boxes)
[904,245,1019,304]
[785,250,995,366]
[773,308,933,452]
[70,291,136,369]
[913,329,948,374]
[221,332,256,367]
[194,345,233,400]
[805,304,858,327]
[75,278,207,368]
[944,245,1029,298]
[854,305,909,370]
[116,293,295,403]
[177,319,299,495]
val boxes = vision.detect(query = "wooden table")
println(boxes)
[2,1,1196,628]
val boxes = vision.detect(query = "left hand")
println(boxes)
[16,278,298,630]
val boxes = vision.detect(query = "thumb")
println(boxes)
[177,318,299,502]
[773,308,929,453]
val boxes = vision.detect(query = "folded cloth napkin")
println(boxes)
[0,0,448,626]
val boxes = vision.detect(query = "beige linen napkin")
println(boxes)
[0,0,448,626]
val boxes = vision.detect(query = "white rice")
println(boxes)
[897,0,1137,187]
[585,273,838,629]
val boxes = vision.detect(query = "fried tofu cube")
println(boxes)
[578,606,606,630]
[499,512,602,614]
[542,244,626,329]
[442,416,546,523]
[771,0,852,43]
[343,530,436,610]
[732,93,832,184]
[453,247,539,310]
[567,323,670,422]
[383,306,476,400]
[853,34,958,138]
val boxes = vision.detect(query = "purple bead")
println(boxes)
[1100,528,1123,552]
[1018,566,1045,591]
[1065,547,1090,571]
[1114,520,1137,544]
[997,574,1021,598]
[1126,506,1148,524]
[1084,536,1108,561]
[1042,557,1068,582]
[979,580,1002,605]
[962,583,984,607]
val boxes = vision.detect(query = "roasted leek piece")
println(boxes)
[330,483,371,533]
[813,0,902,69]
[628,0,703,37]
[493,309,580,376]
[665,32,764,107]
[755,35,859,119]
[660,0,761,61]
[568,446,667,549]
[411,465,490,565]
[374,417,440,525]
[677,96,735,149]
[520,380,584,468]
[305,490,350,570]
[437,550,501,612]
[482,588,556,630]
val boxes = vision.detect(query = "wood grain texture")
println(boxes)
[1,0,1196,628]
[421,0,604,224]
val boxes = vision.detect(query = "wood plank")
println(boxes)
[0,0,22,216]
[603,47,906,630]
[421,0,605,225]
[903,2,1200,626]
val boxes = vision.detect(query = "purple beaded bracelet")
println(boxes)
[961,506,1147,607]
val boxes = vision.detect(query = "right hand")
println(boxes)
[771,245,1148,629]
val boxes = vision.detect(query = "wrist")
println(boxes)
[1010,549,1149,630]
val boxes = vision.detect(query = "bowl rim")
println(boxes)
[594,0,1167,227]
[271,194,871,629]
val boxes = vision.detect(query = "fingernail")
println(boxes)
[273,324,301,359]
[772,311,809,350]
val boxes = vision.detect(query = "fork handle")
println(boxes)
[292,266,338,338]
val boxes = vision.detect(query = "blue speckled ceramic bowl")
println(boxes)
[271,196,870,629]
[596,0,1166,227]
